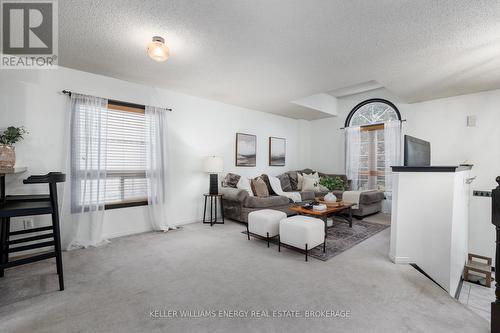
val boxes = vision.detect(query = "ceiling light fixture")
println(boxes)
[147,36,169,62]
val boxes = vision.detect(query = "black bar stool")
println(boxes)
[0,172,66,291]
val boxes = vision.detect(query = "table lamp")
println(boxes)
[204,156,223,195]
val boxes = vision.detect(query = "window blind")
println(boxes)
[75,103,148,206]
[104,106,147,204]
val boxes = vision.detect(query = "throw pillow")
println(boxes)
[297,172,304,190]
[302,176,320,192]
[268,175,283,194]
[297,172,317,188]
[222,172,241,188]
[251,177,269,197]
[286,171,298,190]
[236,176,254,196]
[303,172,320,180]
[298,172,319,191]
[260,174,276,195]
[277,173,292,192]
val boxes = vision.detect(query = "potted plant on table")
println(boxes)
[319,176,346,203]
[0,126,28,168]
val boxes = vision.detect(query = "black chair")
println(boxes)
[0,172,66,291]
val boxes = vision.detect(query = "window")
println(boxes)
[104,102,148,208]
[75,101,148,209]
[346,99,401,191]
[345,99,400,127]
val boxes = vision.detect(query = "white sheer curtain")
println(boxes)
[383,120,402,213]
[145,106,173,231]
[62,93,109,249]
[345,126,361,190]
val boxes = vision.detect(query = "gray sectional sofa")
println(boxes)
[220,168,385,223]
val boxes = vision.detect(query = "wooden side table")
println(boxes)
[203,194,224,226]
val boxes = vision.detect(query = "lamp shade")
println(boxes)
[203,156,223,173]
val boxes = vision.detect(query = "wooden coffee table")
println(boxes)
[288,203,355,234]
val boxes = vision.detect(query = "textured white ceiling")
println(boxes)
[59,0,500,120]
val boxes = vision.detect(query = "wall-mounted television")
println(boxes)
[404,135,431,166]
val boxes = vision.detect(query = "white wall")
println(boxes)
[0,67,308,241]
[309,87,500,261]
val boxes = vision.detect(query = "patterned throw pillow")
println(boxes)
[298,172,319,191]
[260,174,276,195]
[251,177,269,197]
[286,171,299,190]
[302,176,321,192]
[277,173,292,192]
[222,173,241,188]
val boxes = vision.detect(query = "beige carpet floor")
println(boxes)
[0,219,488,333]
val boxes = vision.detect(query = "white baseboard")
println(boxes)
[104,217,202,240]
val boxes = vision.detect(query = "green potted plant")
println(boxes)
[319,176,346,191]
[0,126,28,168]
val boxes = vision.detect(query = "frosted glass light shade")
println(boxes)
[147,36,169,62]
[204,156,223,173]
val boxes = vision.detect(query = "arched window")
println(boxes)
[345,98,401,128]
[345,99,401,193]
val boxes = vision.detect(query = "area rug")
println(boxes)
[242,220,389,261]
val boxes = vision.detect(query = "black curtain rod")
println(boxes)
[61,90,173,112]
[339,119,406,130]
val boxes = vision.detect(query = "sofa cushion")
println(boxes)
[251,177,269,197]
[299,191,316,201]
[277,173,292,192]
[219,187,249,202]
[244,195,290,208]
[222,173,241,188]
[359,190,385,204]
